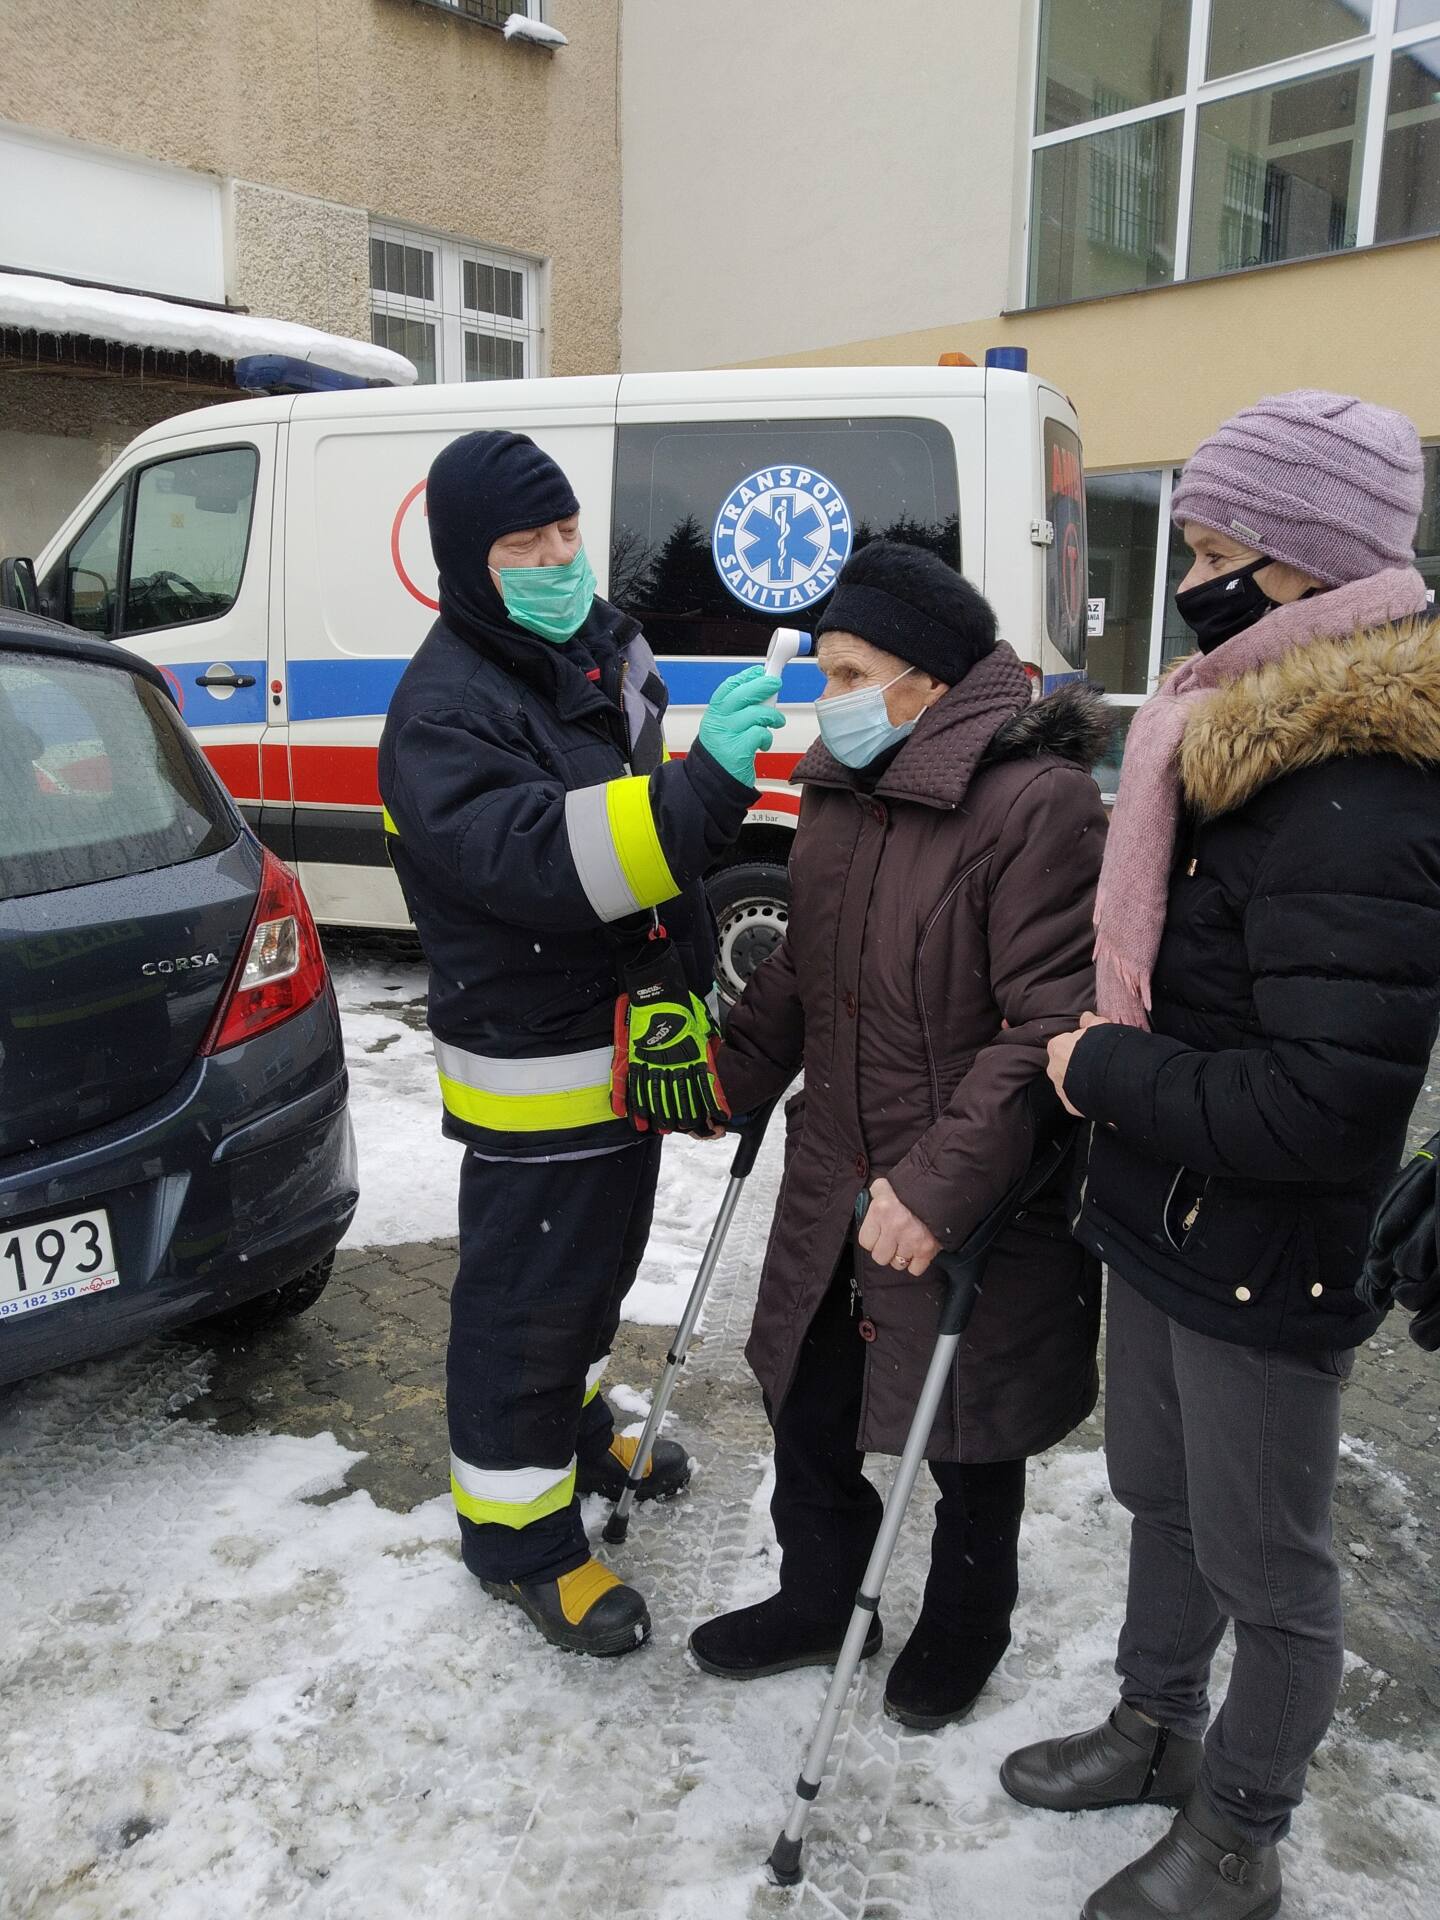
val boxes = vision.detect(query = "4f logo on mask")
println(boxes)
[712,466,853,613]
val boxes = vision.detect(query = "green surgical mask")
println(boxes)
[492,545,597,644]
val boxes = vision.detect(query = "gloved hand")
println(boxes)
[611,938,730,1136]
[1359,1133,1440,1351]
[695,665,787,787]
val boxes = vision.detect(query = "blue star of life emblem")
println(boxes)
[712,465,853,613]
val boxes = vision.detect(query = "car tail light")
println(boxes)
[202,849,330,1054]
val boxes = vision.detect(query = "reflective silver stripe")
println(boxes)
[450,1454,574,1504]
[565,783,640,922]
[432,1039,614,1095]
[584,1356,608,1400]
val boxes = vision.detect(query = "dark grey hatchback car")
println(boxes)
[0,611,357,1387]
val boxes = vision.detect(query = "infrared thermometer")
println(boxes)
[764,627,813,690]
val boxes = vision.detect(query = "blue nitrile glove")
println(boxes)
[695,665,787,787]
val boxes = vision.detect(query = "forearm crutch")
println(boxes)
[765,1124,1075,1886]
[603,1100,779,1547]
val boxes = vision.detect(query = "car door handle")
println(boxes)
[195,669,257,689]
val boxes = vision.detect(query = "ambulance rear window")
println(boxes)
[1044,418,1087,669]
[611,417,960,658]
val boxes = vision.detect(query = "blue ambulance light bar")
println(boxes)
[985,346,1029,372]
[235,355,374,395]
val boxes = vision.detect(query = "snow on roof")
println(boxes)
[0,271,418,386]
[503,11,568,45]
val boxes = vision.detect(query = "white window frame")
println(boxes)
[1024,0,1440,304]
[419,0,545,25]
[369,219,543,384]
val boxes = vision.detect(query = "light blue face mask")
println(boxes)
[492,544,597,644]
[815,667,917,769]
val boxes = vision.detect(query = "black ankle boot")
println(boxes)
[688,1591,882,1680]
[884,1616,1010,1728]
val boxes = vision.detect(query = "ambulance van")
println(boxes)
[6,358,1089,1000]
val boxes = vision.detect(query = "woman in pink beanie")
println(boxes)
[1001,391,1440,1920]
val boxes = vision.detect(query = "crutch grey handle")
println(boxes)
[600,1097,779,1548]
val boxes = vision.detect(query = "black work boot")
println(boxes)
[884,1617,1011,1729]
[481,1557,650,1657]
[576,1433,693,1503]
[1001,1700,1203,1812]
[1081,1787,1282,1920]
[689,1591,882,1680]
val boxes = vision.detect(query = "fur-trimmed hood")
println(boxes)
[1180,616,1440,820]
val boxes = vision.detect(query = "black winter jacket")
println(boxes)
[378,599,752,1157]
[1071,615,1440,1351]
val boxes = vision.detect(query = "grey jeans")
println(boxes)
[1105,1273,1354,1845]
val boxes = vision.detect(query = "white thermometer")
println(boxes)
[763,626,813,688]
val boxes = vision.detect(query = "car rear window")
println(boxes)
[0,651,236,900]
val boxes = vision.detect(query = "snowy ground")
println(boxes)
[0,950,1437,1918]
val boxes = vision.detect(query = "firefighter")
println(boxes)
[378,429,783,1656]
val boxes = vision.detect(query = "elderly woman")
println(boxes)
[689,539,1110,1728]
[1004,392,1440,1920]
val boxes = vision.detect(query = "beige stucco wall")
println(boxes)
[619,0,1031,371]
[227,183,372,339]
[0,0,621,374]
[745,237,1440,471]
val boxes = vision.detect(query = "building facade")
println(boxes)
[621,0,1440,785]
[0,0,620,557]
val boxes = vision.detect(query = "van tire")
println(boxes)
[709,862,790,1010]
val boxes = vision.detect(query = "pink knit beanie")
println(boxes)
[1171,389,1423,587]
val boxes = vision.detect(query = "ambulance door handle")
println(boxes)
[195,666,256,689]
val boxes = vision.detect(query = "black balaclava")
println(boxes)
[426,429,580,643]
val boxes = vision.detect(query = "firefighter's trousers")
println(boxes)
[448,1136,663,1584]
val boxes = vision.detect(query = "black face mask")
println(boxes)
[1174,557,1279,653]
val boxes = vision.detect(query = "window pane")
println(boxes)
[1091,705,1131,800]
[1376,37,1440,243]
[1189,64,1369,277]
[60,485,125,635]
[1036,0,1190,133]
[372,311,436,382]
[1414,445,1440,605]
[464,259,495,312]
[611,419,960,657]
[1029,112,1181,303]
[1398,1,1440,25]
[1085,470,1161,694]
[369,236,386,292]
[124,449,259,635]
[1207,0,1371,79]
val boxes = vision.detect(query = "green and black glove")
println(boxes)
[611,937,728,1135]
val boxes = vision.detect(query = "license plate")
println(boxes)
[0,1209,119,1321]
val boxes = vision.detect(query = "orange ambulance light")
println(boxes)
[938,351,977,367]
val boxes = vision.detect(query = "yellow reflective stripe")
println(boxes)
[582,1356,607,1406]
[604,775,678,912]
[437,1071,614,1134]
[382,805,399,837]
[451,1464,577,1529]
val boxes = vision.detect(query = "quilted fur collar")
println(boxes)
[1180,616,1440,820]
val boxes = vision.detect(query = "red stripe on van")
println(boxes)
[201,742,261,803]
[290,745,382,807]
[261,742,292,802]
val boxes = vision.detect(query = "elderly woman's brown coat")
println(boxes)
[717,644,1110,1462]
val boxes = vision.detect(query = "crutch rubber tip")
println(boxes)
[766,1834,804,1886]
[602,1511,630,1546]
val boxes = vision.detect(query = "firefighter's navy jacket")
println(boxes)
[379,597,752,1158]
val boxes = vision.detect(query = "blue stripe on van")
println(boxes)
[284,654,824,721]
[288,658,408,721]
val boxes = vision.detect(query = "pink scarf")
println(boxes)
[1094,566,1431,1028]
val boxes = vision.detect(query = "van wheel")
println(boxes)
[199,1255,335,1334]
[709,862,790,1010]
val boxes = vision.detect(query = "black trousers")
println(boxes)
[769,1268,1026,1631]
[449,1137,662,1585]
